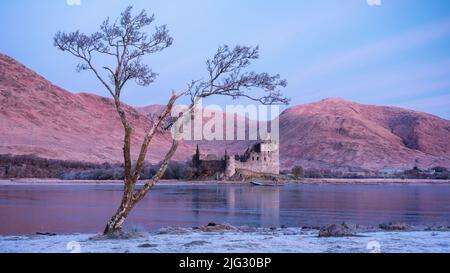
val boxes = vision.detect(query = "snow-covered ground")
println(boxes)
[1,228,449,253]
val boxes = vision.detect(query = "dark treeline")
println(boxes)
[285,165,450,180]
[399,166,450,180]
[0,154,101,179]
[63,161,196,180]
[1,154,449,180]
[0,154,196,180]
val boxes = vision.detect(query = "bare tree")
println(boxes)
[54,6,288,235]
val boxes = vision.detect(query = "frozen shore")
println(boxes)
[1,227,449,253]
[1,178,450,186]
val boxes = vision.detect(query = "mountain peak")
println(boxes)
[321,97,347,103]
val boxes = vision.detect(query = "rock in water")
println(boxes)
[379,222,409,231]
[36,232,57,236]
[183,240,210,247]
[200,223,238,232]
[158,227,192,235]
[319,223,356,237]
[138,243,157,248]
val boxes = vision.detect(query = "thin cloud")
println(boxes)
[323,59,450,99]
[292,19,450,84]
[66,0,81,6]
[367,0,382,6]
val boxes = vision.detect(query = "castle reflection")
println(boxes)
[225,187,280,225]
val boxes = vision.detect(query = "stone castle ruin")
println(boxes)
[192,137,280,178]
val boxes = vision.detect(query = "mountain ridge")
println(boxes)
[1,53,449,172]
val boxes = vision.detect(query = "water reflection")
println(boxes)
[225,187,280,225]
[0,184,449,235]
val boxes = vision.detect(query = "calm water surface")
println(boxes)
[0,184,449,235]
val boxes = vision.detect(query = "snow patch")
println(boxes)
[1,228,449,253]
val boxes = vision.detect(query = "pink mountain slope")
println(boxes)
[0,53,193,164]
[279,98,450,171]
[1,54,449,172]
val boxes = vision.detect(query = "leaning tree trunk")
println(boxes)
[102,95,181,235]
[103,98,136,235]
[102,139,179,235]
[103,182,136,234]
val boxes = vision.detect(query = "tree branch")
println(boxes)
[189,45,289,106]
[132,139,179,203]
[130,93,179,182]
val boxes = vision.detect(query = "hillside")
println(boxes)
[279,98,450,171]
[0,53,193,164]
[1,53,449,172]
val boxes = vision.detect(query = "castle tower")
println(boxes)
[192,144,201,168]
[225,154,236,177]
[259,135,280,175]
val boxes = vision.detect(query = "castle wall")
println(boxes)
[226,149,280,176]
[235,150,279,175]
[197,139,280,178]
[198,160,225,176]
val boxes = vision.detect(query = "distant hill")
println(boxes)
[1,53,449,172]
[0,53,194,163]
[279,98,450,172]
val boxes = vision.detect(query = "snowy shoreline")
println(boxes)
[1,227,449,253]
[1,178,450,186]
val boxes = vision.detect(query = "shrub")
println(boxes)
[291,165,304,179]
[432,166,448,173]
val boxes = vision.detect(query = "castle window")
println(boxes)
[257,157,259,161]
[252,157,254,161]
[264,157,267,161]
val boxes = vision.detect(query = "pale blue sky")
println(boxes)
[1,0,449,118]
